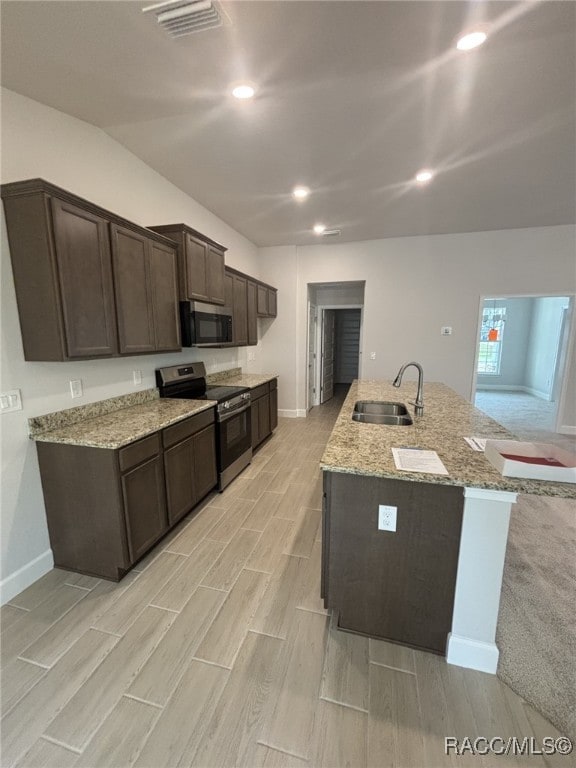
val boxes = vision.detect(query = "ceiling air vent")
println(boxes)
[321,229,342,237]
[142,0,229,38]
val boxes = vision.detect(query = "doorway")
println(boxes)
[316,307,362,406]
[472,294,574,444]
[306,282,365,411]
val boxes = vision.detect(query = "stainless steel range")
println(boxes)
[156,362,252,490]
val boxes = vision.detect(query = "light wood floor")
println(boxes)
[1,388,567,768]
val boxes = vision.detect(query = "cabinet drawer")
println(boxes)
[251,383,269,401]
[119,434,160,472]
[162,408,215,449]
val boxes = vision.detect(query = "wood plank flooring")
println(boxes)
[0,387,568,767]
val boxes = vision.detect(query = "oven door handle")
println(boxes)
[218,402,251,422]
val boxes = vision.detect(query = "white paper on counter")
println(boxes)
[464,437,487,452]
[391,447,449,475]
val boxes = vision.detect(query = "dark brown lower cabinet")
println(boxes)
[36,409,216,581]
[250,379,278,449]
[269,380,278,431]
[163,423,217,526]
[121,455,167,562]
[322,470,464,655]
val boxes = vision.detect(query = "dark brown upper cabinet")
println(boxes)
[51,198,117,359]
[223,267,277,347]
[111,225,180,355]
[224,268,250,347]
[232,273,248,346]
[247,280,258,346]
[1,179,181,361]
[147,224,226,306]
[256,283,278,318]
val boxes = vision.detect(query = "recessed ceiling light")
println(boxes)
[313,223,326,235]
[292,186,310,200]
[232,84,255,100]
[415,169,434,184]
[456,31,487,51]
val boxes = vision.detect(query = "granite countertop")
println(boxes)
[30,399,215,449]
[320,380,575,498]
[210,373,278,388]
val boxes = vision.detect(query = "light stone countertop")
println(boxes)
[30,399,216,449]
[210,373,278,388]
[320,380,576,498]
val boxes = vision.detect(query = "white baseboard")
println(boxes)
[521,386,551,401]
[558,425,576,435]
[0,549,54,606]
[476,384,552,400]
[476,384,524,391]
[446,632,499,674]
[278,409,306,419]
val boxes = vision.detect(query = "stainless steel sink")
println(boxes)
[353,400,409,416]
[352,412,413,426]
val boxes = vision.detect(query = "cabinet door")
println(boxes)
[111,225,155,354]
[149,240,181,351]
[270,385,278,431]
[251,400,259,449]
[51,198,117,358]
[247,281,258,345]
[164,437,195,526]
[258,392,271,443]
[185,234,209,301]
[233,275,248,346]
[206,246,225,305]
[257,285,268,316]
[121,455,168,563]
[193,425,217,501]
[267,289,277,317]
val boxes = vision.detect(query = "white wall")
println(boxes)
[258,228,576,423]
[0,88,260,602]
[525,297,569,399]
[257,246,300,415]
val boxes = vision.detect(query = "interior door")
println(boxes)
[335,309,361,383]
[307,303,317,410]
[321,309,336,403]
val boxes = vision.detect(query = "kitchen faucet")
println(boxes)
[393,361,424,416]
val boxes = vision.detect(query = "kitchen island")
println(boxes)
[320,380,575,673]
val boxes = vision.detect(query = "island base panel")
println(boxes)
[323,471,464,654]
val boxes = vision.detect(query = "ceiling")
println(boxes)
[1,1,574,247]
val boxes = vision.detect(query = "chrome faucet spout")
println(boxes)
[392,361,424,416]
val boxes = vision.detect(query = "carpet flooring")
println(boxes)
[475,390,576,739]
[496,494,576,740]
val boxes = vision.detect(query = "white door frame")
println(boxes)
[306,301,318,412]
[470,292,575,434]
[313,304,364,408]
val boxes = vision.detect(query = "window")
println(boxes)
[477,304,506,374]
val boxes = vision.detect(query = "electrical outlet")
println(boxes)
[378,504,397,532]
[69,379,83,398]
[370,352,376,360]
[441,326,453,336]
[0,389,22,413]
[133,370,142,385]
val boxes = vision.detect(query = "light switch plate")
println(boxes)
[370,352,376,360]
[133,370,143,385]
[0,389,22,413]
[378,504,397,532]
[69,379,83,398]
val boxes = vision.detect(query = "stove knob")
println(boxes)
[222,401,230,409]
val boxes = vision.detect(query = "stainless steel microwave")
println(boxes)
[179,300,233,346]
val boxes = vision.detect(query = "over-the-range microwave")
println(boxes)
[179,300,233,346]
